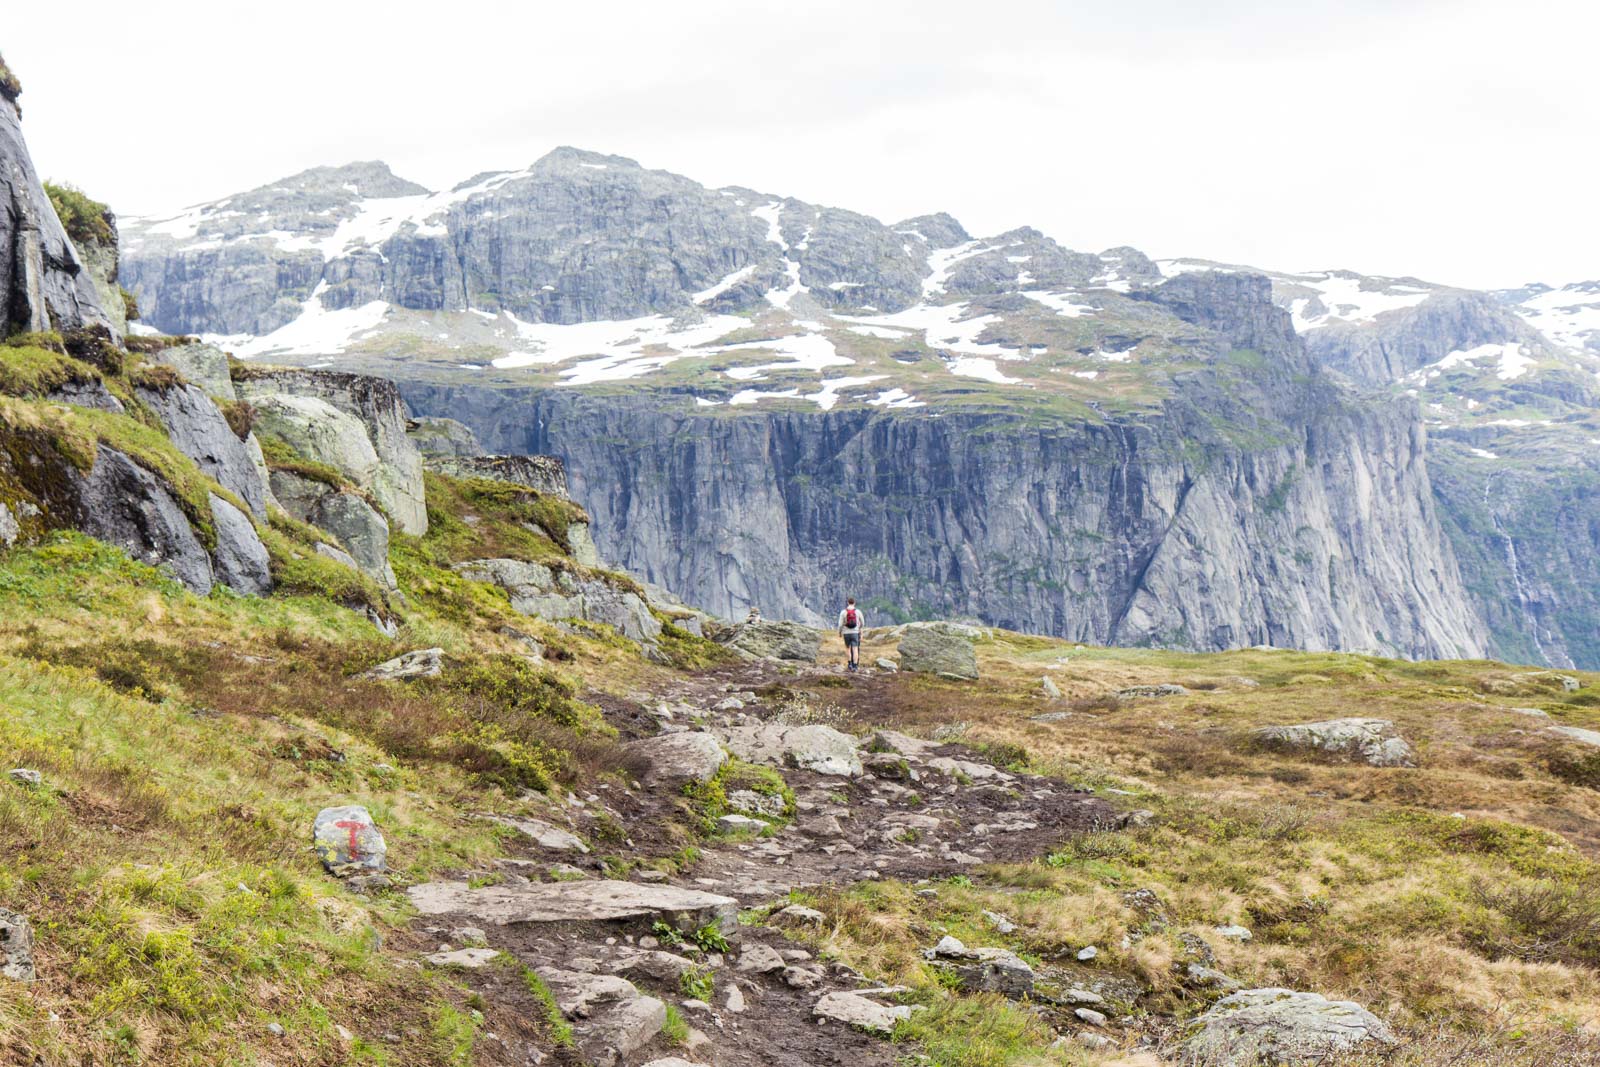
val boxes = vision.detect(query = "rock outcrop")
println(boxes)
[137,382,269,517]
[1,85,114,337]
[1252,718,1417,767]
[897,626,979,679]
[236,369,426,535]
[453,558,661,645]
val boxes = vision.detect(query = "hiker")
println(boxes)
[837,597,864,672]
[745,606,762,625]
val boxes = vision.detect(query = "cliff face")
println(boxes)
[1,92,112,337]
[398,382,1479,658]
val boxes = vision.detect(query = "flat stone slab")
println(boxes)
[483,815,589,852]
[1185,987,1396,1066]
[408,879,738,929]
[1548,725,1600,747]
[425,947,499,968]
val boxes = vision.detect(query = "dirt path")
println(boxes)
[407,659,1118,1067]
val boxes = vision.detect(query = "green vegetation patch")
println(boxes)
[43,181,114,249]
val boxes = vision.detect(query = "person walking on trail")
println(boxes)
[837,598,865,672]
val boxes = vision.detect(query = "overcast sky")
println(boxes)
[8,0,1595,289]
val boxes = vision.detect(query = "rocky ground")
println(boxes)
[401,659,1122,1067]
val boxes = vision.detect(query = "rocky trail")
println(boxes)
[402,660,1123,1067]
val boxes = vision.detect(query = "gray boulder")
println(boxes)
[924,936,1034,997]
[625,732,727,787]
[7,769,42,788]
[149,342,235,400]
[138,382,269,517]
[812,990,916,1034]
[361,648,444,681]
[1252,718,1416,767]
[236,369,426,535]
[252,394,381,492]
[0,909,35,982]
[897,627,979,680]
[1183,988,1396,1065]
[271,470,393,586]
[208,494,272,596]
[717,620,823,662]
[79,446,213,594]
[454,558,661,645]
[312,805,387,874]
[536,966,666,1067]
[1547,725,1600,748]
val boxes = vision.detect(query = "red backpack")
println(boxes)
[844,607,858,629]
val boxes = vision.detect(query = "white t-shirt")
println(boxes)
[837,606,864,632]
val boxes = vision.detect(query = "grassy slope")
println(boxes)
[788,631,1600,1064]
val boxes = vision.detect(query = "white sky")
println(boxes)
[8,0,1596,290]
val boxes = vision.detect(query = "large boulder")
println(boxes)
[252,395,381,491]
[897,626,979,680]
[717,620,823,662]
[625,732,728,787]
[208,494,272,596]
[235,369,426,535]
[271,470,393,586]
[79,446,214,594]
[1182,988,1396,1065]
[1,85,115,337]
[138,382,269,517]
[454,558,661,645]
[1252,718,1416,767]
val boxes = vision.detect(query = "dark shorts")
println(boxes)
[843,632,861,648]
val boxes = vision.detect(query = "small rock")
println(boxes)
[425,947,499,968]
[725,984,746,1013]
[982,910,1017,934]
[1117,684,1188,699]
[775,905,827,925]
[782,964,824,989]
[488,816,589,853]
[875,657,898,672]
[266,1023,285,1038]
[1062,987,1103,1005]
[1030,711,1071,723]
[1076,946,1099,962]
[1075,1007,1107,1026]
[737,943,786,974]
[450,926,487,944]
[1076,1032,1114,1050]
[313,805,387,875]
[0,909,36,982]
[1041,676,1063,699]
[1215,924,1253,941]
[716,814,766,835]
[715,696,745,711]
[5,769,41,789]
